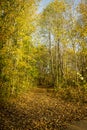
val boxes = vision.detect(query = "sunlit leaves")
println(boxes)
[77,3,87,38]
[39,0,66,40]
[0,0,39,96]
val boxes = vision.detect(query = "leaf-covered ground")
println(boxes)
[0,88,87,130]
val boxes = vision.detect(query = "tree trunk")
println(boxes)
[49,32,55,85]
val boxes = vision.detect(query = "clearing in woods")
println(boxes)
[0,87,87,130]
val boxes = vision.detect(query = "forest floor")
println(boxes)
[0,87,87,130]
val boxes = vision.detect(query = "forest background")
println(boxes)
[0,0,87,102]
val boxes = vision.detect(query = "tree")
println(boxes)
[76,2,87,83]
[0,0,38,96]
[38,0,66,87]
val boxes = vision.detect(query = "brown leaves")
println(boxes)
[1,88,87,130]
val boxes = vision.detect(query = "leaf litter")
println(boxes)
[0,88,87,130]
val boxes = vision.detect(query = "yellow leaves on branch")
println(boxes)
[77,3,87,37]
[39,0,66,40]
[50,0,66,13]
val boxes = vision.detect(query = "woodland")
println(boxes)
[0,0,87,130]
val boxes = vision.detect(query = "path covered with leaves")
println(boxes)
[0,88,87,130]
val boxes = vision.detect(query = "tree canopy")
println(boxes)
[0,0,87,98]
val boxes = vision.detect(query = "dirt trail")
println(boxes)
[66,118,87,130]
[0,88,87,130]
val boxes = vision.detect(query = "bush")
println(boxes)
[57,86,87,103]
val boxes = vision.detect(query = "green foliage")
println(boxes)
[0,0,38,97]
[0,0,87,103]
